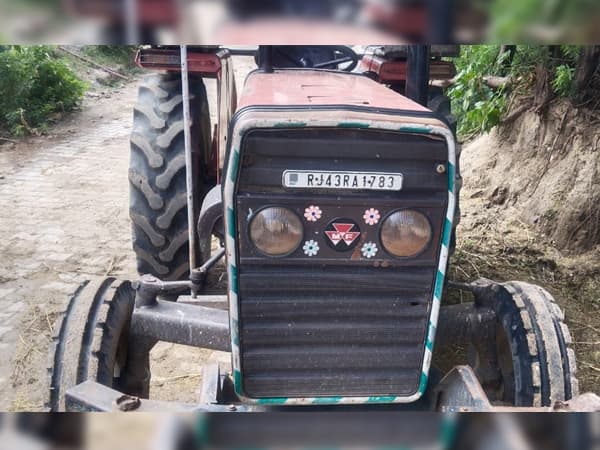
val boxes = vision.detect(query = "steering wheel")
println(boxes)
[268,46,360,72]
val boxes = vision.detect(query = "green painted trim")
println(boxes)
[367,396,397,403]
[256,397,288,405]
[398,125,430,134]
[434,270,445,300]
[447,161,456,192]
[233,370,242,393]
[442,218,452,248]
[273,122,307,128]
[418,371,428,394]
[230,264,238,295]
[229,149,240,183]
[311,396,342,404]
[425,327,435,350]
[338,122,370,128]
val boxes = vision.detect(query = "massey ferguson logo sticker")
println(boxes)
[324,219,361,251]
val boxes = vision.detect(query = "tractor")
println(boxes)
[47,45,596,412]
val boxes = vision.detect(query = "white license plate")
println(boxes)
[282,170,403,191]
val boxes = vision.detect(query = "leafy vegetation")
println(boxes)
[0,46,86,136]
[552,64,576,97]
[448,45,590,140]
[447,45,507,138]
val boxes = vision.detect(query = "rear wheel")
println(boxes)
[47,278,142,411]
[129,73,212,281]
[482,281,579,406]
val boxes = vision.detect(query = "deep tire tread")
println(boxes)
[129,73,211,280]
[498,281,578,406]
[47,279,136,411]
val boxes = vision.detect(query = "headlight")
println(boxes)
[380,209,432,257]
[249,207,303,256]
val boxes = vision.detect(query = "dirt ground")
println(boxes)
[0,56,254,411]
[0,55,597,411]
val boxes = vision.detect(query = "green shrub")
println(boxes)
[552,64,576,97]
[447,45,507,139]
[448,45,584,139]
[0,46,87,136]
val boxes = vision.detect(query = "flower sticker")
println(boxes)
[303,240,320,257]
[361,242,378,259]
[363,208,380,226]
[304,205,322,222]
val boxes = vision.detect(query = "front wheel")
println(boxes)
[475,281,579,406]
[47,278,146,411]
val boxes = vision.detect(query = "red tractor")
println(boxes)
[47,45,594,412]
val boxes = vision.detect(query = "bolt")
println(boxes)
[436,163,446,174]
[228,404,237,411]
[114,394,141,412]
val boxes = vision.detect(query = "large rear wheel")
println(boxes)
[129,73,212,281]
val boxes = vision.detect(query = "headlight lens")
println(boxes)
[380,210,432,257]
[249,207,303,256]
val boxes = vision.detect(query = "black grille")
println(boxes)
[234,127,448,398]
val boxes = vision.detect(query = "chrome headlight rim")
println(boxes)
[378,208,433,259]
[248,205,304,257]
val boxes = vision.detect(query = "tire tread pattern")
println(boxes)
[498,281,579,406]
[46,278,135,411]
[129,73,211,280]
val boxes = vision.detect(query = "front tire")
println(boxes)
[47,278,140,411]
[486,281,578,406]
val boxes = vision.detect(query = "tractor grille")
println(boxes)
[235,128,448,398]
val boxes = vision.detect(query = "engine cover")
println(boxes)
[223,70,457,405]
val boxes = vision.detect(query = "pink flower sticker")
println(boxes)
[363,208,380,226]
[304,205,322,222]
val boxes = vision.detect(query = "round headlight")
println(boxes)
[249,207,303,256]
[380,210,432,257]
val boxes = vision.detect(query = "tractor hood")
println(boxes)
[238,69,432,111]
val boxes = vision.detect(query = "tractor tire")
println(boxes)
[47,278,139,411]
[129,72,212,281]
[491,281,579,406]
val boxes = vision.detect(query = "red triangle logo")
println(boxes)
[325,223,360,246]
[332,223,354,234]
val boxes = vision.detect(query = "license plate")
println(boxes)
[282,170,403,191]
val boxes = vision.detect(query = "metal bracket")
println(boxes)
[130,299,231,351]
[65,381,256,412]
[434,366,494,412]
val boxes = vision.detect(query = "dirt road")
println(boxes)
[0,81,139,410]
[0,57,253,410]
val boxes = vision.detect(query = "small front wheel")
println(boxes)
[480,281,579,406]
[47,278,146,411]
